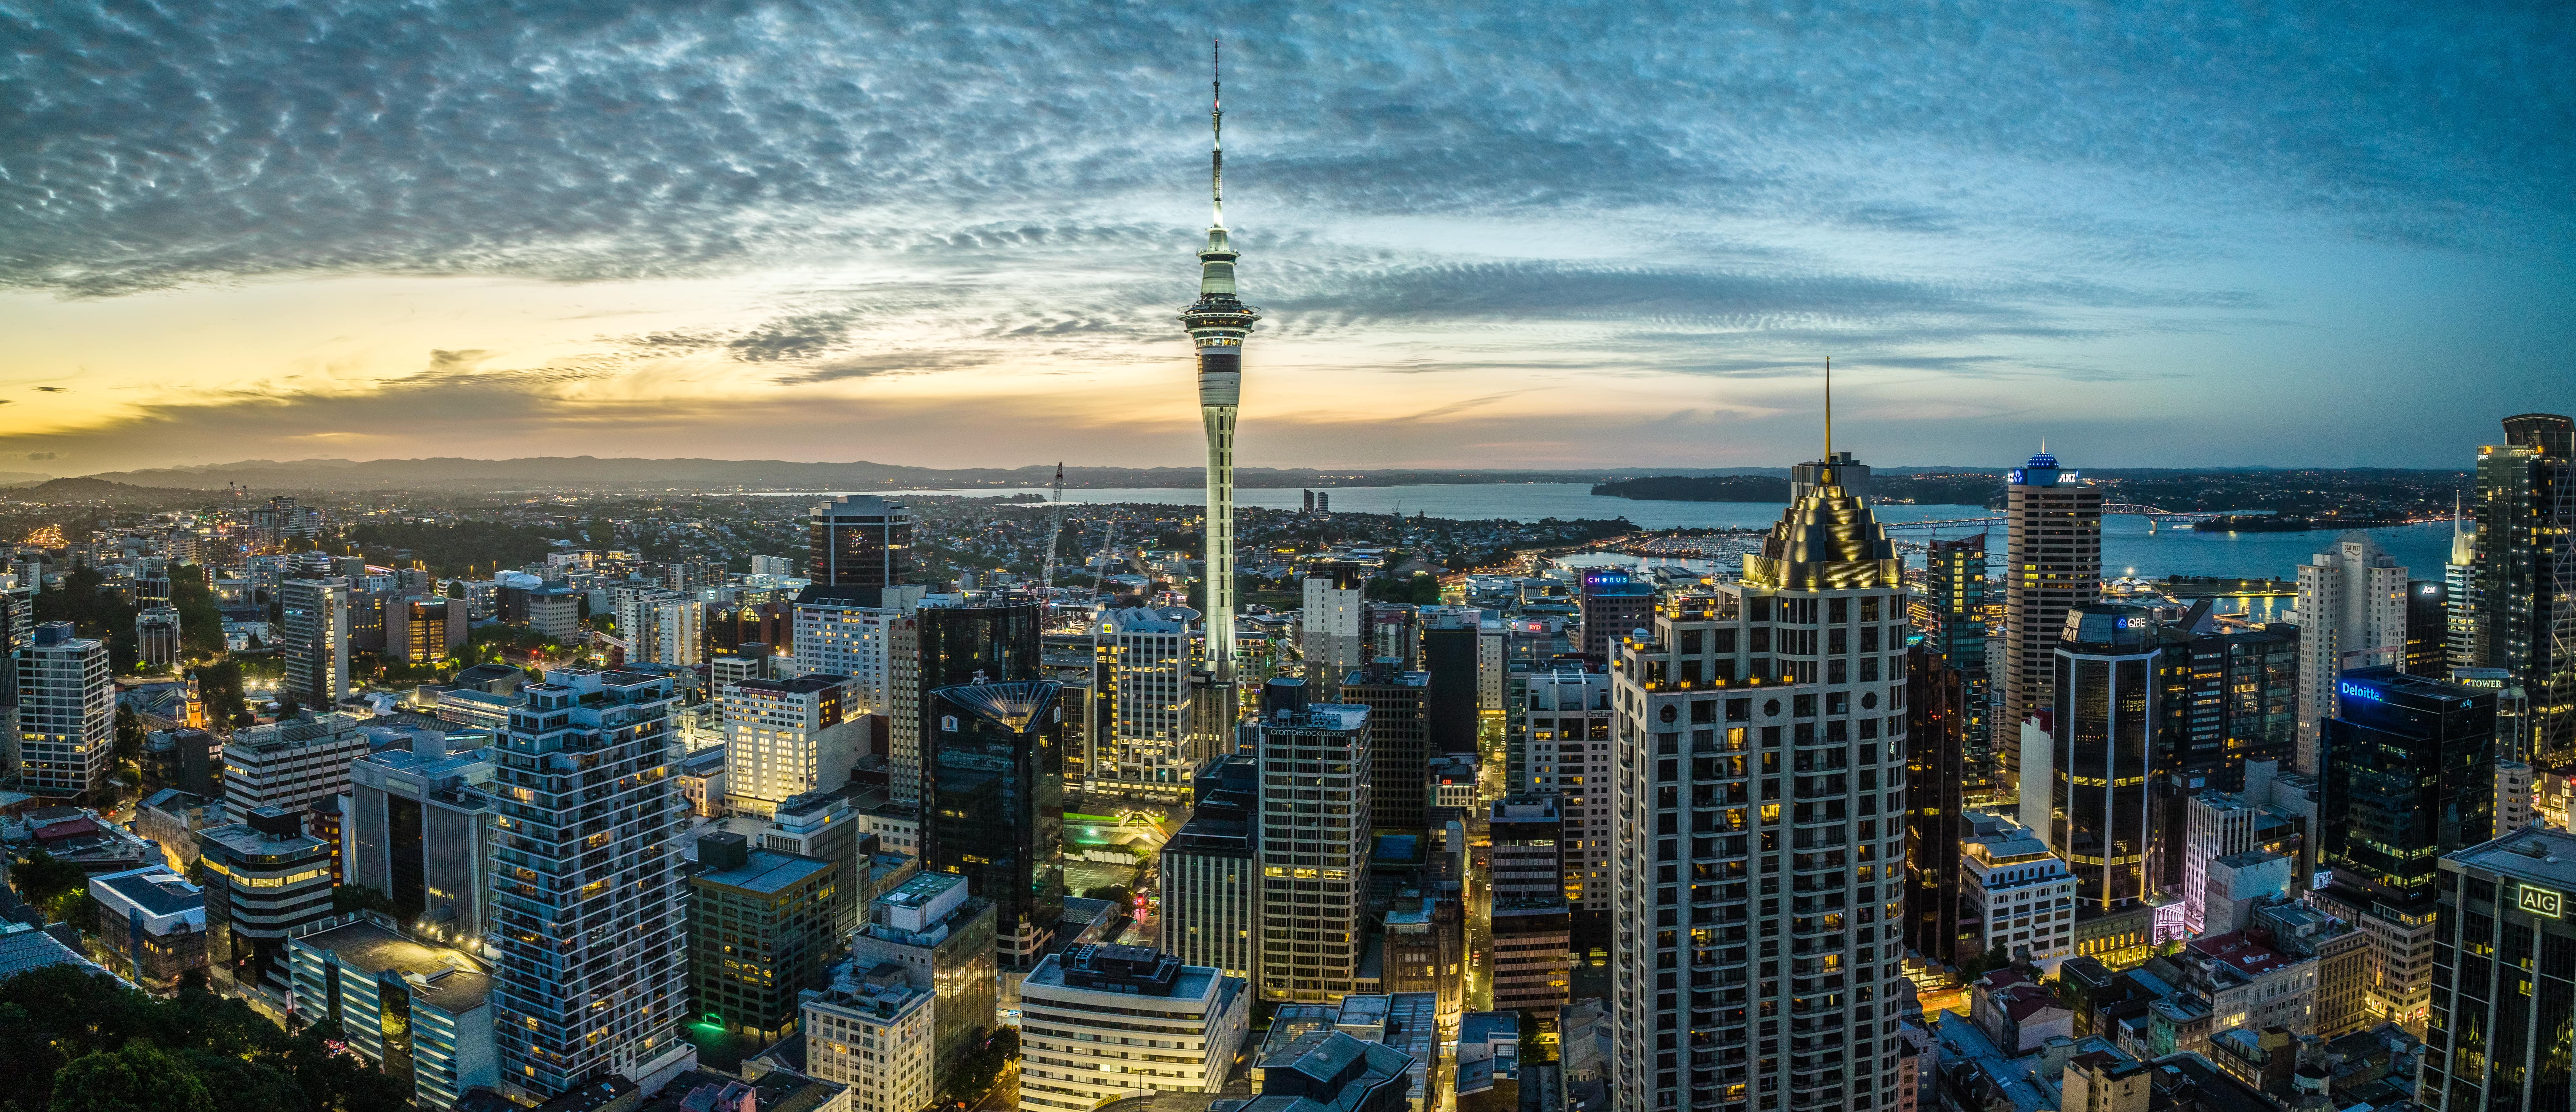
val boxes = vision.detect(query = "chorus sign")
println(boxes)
[2522,885,2564,919]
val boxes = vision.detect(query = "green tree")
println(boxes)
[113,708,144,765]
[9,850,89,916]
[167,565,228,660]
[48,1042,214,1112]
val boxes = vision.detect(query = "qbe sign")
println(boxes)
[2521,885,2565,919]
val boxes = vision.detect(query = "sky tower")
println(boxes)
[1181,39,1257,698]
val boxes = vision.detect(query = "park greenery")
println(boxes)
[0,964,414,1112]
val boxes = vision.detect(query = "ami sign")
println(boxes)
[2521,885,2565,919]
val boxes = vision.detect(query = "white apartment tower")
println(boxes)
[2293,532,2408,773]
[1525,665,1616,913]
[1609,456,1914,1112]
[14,623,112,801]
[1017,944,1250,1112]
[486,669,693,1102]
[1302,563,1367,694]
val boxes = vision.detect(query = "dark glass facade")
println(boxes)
[805,494,916,599]
[2419,828,2576,1112]
[928,680,1065,969]
[2473,414,2574,761]
[2052,605,2159,910]
[2321,666,2495,909]
[1904,643,1966,964]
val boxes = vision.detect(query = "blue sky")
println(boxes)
[1,1,2568,472]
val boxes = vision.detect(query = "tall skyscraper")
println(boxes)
[2473,413,2575,762]
[894,596,1042,806]
[1519,664,1614,921]
[487,669,692,1101]
[1489,795,1572,1016]
[1903,643,1967,966]
[1419,605,1484,756]
[1998,450,2101,801]
[342,747,498,946]
[280,576,349,709]
[1180,49,1257,708]
[2316,666,2495,1033]
[2293,532,2408,773]
[2406,579,2451,677]
[1913,535,1993,799]
[1609,452,1910,1112]
[926,679,1066,970]
[2420,826,2576,1112]
[14,622,111,801]
[1093,603,1204,795]
[1302,563,1366,696]
[1253,678,1374,1002]
[806,494,917,597]
[2048,604,2162,915]
[1340,663,1429,835]
[2444,501,2480,670]
[1578,568,1656,662]
[1163,759,1259,984]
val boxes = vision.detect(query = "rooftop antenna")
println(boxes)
[1210,38,1224,228]
[1824,356,1832,460]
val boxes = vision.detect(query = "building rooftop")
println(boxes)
[0,922,116,982]
[91,867,205,925]
[293,916,492,1013]
[2185,930,2297,980]
[694,848,832,897]
[2448,824,2576,888]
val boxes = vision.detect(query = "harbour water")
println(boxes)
[779,482,2456,583]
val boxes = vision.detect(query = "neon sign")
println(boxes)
[2338,680,2383,703]
[2522,885,2564,919]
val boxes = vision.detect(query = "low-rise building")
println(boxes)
[197,805,336,996]
[1962,811,2077,964]
[1970,968,2074,1054]
[2179,928,2317,1034]
[87,865,207,994]
[1018,944,1251,1112]
[801,960,934,1112]
[286,915,497,1111]
[1228,1025,1414,1112]
[849,870,997,1085]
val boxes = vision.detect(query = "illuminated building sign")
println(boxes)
[2522,885,2564,919]
[2338,680,2384,703]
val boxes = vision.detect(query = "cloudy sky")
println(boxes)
[3,1,2569,474]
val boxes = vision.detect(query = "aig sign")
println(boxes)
[2522,885,2565,919]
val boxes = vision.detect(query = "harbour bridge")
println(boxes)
[1877,503,2225,532]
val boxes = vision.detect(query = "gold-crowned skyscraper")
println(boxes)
[1181,40,1257,703]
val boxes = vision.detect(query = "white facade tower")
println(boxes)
[2293,531,2408,773]
[1181,40,1257,717]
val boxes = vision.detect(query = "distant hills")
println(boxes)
[51,457,1788,494]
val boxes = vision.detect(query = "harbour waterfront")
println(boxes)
[778,483,2457,583]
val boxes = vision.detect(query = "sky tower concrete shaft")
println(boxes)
[1181,40,1257,691]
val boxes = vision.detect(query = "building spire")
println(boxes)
[1824,356,1832,460]
[1210,38,1224,228]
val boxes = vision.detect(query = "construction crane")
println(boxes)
[1039,463,1068,597]
[1090,518,1120,597]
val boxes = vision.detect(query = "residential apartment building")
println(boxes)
[1607,456,1914,1112]
[486,668,693,1102]
[1521,663,1613,915]
[14,622,111,801]
[1093,603,1204,795]
[2294,533,2409,774]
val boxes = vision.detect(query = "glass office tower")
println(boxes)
[927,679,1065,969]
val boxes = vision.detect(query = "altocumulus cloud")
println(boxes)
[0,0,2569,409]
